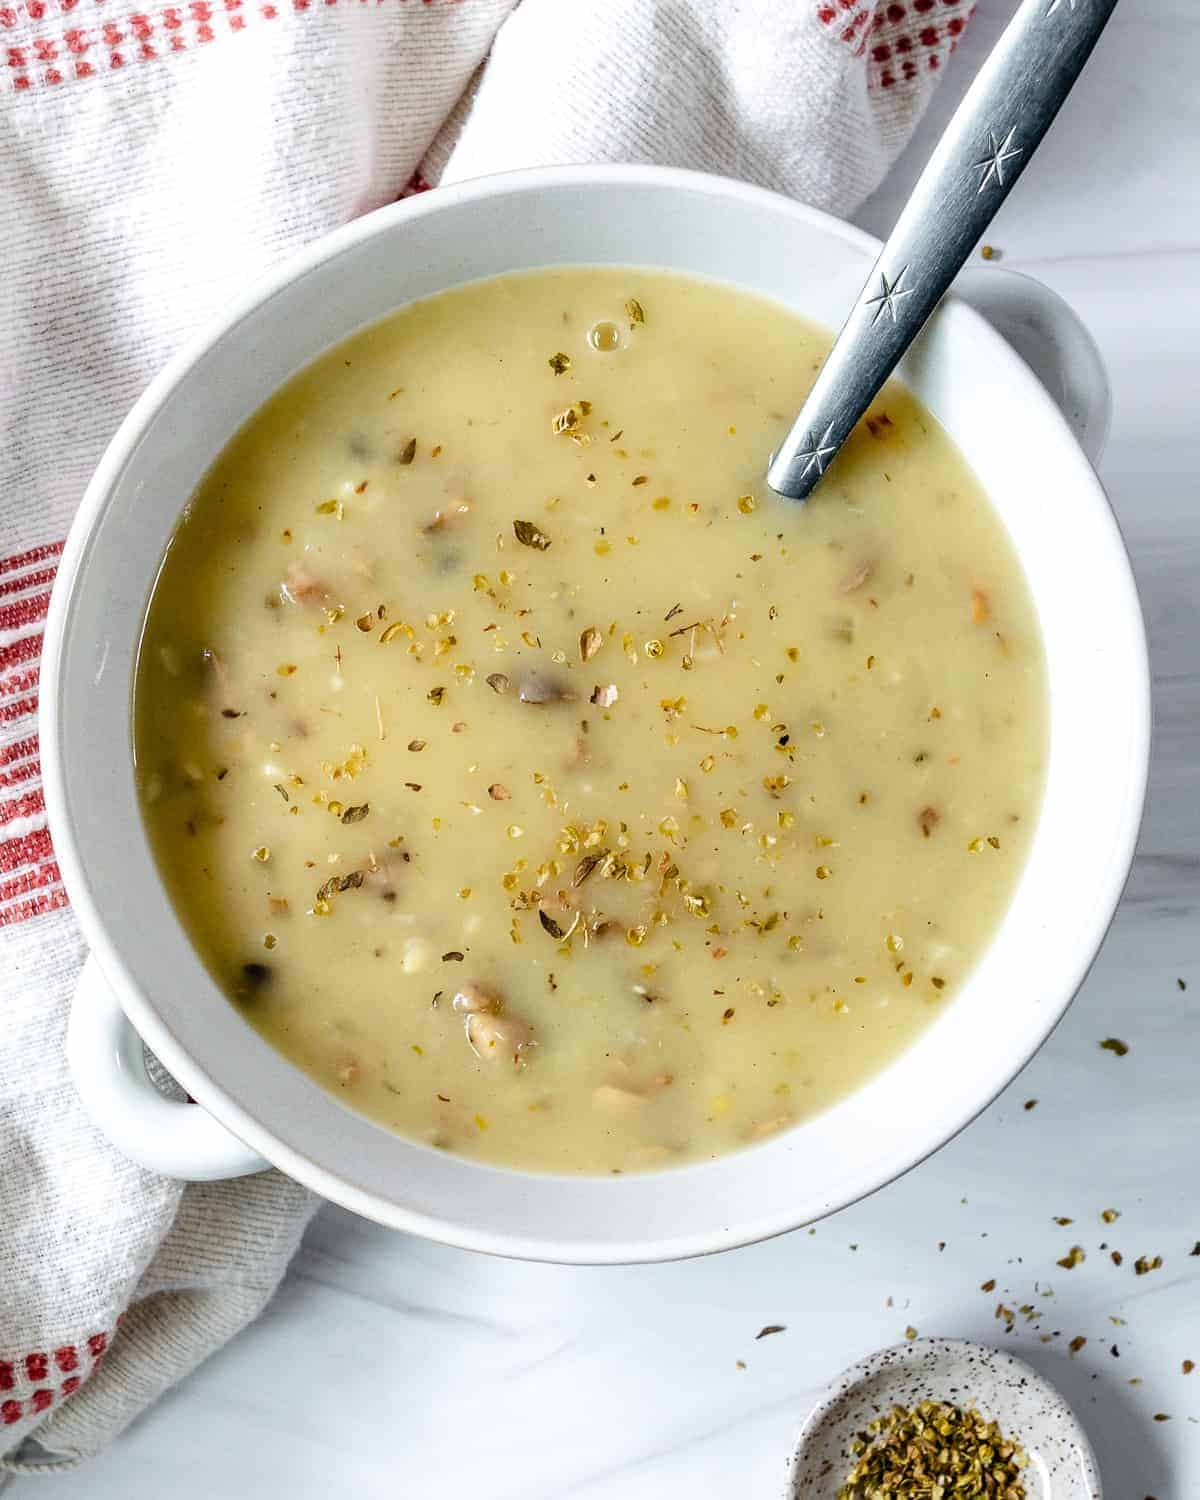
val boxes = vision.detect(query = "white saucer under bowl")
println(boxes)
[786,1337,1102,1499]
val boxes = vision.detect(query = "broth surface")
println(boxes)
[135,268,1046,1173]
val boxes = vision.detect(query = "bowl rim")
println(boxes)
[40,163,1151,1263]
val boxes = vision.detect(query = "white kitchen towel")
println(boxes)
[0,0,973,1467]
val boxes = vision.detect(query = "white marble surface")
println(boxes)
[19,5,1200,1496]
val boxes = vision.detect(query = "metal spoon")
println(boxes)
[767,0,1120,502]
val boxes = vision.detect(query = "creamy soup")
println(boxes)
[134,268,1046,1174]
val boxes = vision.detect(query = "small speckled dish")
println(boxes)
[786,1337,1102,1499]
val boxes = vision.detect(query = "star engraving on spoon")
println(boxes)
[975,126,1023,191]
[791,422,839,479]
[864,266,915,325]
[1045,0,1077,14]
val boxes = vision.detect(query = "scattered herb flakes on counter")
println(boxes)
[754,1324,786,1340]
[1100,1036,1130,1056]
[1134,1255,1163,1276]
[837,1400,1027,1500]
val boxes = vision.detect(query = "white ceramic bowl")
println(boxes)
[41,166,1150,1264]
[786,1338,1102,1499]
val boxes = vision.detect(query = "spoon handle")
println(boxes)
[767,0,1120,501]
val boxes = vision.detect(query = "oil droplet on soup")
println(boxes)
[133,268,1047,1174]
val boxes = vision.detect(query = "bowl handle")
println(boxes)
[953,266,1112,466]
[66,953,270,1181]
